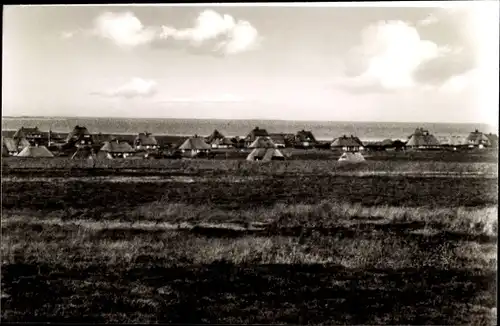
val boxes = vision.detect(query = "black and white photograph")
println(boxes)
[1,2,498,324]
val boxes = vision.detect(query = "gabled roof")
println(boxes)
[269,134,286,145]
[178,136,211,150]
[466,130,491,145]
[100,140,135,153]
[66,125,92,142]
[296,130,316,142]
[210,137,234,146]
[135,132,158,146]
[17,145,54,158]
[246,148,285,161]
[248,136,276,148]
[406,128,440,147]
[206,129,226,143]
[13,127,42,139]
[2,138,18,152]
[331,135,364,147]
[246,127,269,139]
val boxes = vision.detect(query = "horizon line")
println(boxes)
[1,115,496,127]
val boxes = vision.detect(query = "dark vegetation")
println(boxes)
[1,155,497,324]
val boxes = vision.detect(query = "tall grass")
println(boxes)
[3,157,498,175]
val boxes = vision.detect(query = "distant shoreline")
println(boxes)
[1,116,495,127]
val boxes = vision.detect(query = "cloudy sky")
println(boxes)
[2,2,499,125]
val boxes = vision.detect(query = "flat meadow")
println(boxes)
[1,151,498,324]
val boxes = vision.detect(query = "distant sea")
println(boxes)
[1,116,497,143]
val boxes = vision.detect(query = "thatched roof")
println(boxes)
[3,137,29,151]
[466,130,491,145]
[246,127,269,140]
[13,127,42,139]
[210,137,234,146]
[135,132,158,146]
[17,145,54,158]
[178,136,211,150]
[2,142,9,157]
[338,152,365,162]
[331,135,364,148]
[206,129,226,143]
[269,134,286,145]
[2,138,18,152]
[100,140,135,153]
[296,130,316,143]
[248,136,276,149]
[66,125,92,143]
[246,148,285,162]
[71,148,96,159]
[406,128,440,147]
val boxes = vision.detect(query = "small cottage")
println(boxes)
[246,148,285,162]
[178,135,212,157]
[248,136,276,149]
[66,125,93,147]
[2,137,25,156]
[406,128,440,149]
[99,139,135,159]
[134,132,159,151]
[331,135,364,152]
[13,127,44,146]
[206,130,233,149]
[295,130,316,148]
[466,129,492,149]
[268,134,287,148]
[17,145,54,158]
[245,127,270,147]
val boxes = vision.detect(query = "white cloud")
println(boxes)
[74,10,258,55]
[92,78,158,99]
[158,10,260,55]
[93,11,158,48]
[339,20,450,93]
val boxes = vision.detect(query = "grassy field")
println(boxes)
[1,156,498,324]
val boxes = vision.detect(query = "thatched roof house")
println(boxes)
[13,127,44,146]
[66,125,93,147]
[134,132,159,150]
[206,129,225,143]
[248,136,276,149]
[2,137,23,155]
[466,129,492,148]
[71,147,96,160]
[178,135,211,157]
[486,133,498,148]
[206,130,233,148]
[17,145,54,158]
[406,128,440,148]
[295,130,316,147]
[100,139,135,159]
[245,127,269,145]
[13,127,43,140]
[269,134,286,148]
[210,137,234,148]
[246,148,285,162]
[331,135,364,152]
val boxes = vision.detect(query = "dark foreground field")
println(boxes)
[1,159,498,324]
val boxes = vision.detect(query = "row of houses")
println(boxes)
[2,125,498,159]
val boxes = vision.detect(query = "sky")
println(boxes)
[2,2,499,126]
